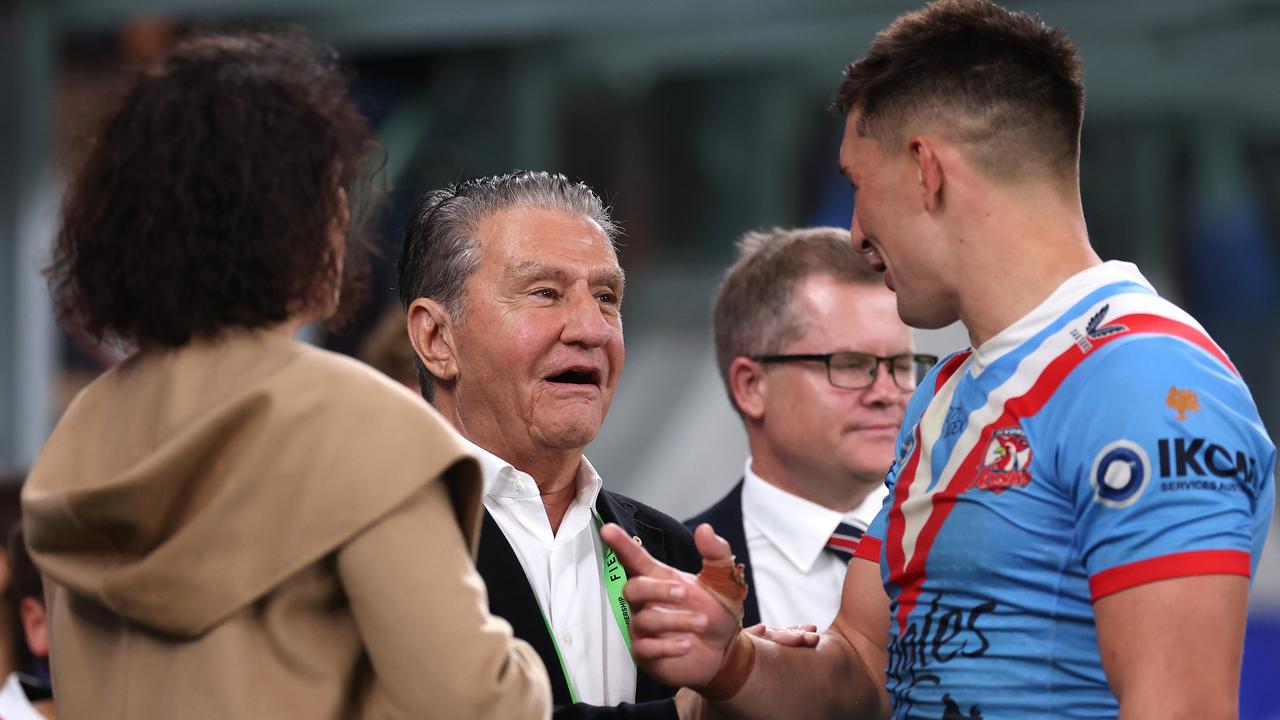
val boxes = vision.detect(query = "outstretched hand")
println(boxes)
[600,522,744,688]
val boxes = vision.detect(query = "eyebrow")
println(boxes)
[508,260,625,292]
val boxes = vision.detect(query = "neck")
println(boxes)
[951,182,1099,348]
[34,699,55,720]
[747,446,876,513]
[434,392,585,534]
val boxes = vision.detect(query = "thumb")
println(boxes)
[693,523,734,565]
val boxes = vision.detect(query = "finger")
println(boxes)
[788,624,819,633]
[631,635,694,662]
[746,625,821,647]
[601,522,669,578]
[693,523,734,565]
[632,607,708,637]
[624,576,689,607]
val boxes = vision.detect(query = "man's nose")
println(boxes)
[861,359,902,406]
[561,287,613,348]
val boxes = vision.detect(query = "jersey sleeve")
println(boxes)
[1052,335,1275,602]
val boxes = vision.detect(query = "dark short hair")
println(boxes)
[47,29,380,349]
[832,0,1084,182]
[6,523,44,673]
[398,170,618,401]
[713,227,883,414]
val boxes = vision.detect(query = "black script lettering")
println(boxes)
[931,606,964,663]
[961,601,996,658]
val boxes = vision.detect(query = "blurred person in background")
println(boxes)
[0,525,53,720]
[602,0,1276,717]
[399,170,701,719]
[360,305,420,391]
[24,30,549,720]
[686,227,933,631]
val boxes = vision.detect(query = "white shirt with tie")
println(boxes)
[468,441,636,706]
[741,457,889,629]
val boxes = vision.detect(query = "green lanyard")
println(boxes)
[539,510,634,704]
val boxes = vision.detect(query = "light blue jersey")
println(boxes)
[856,262,1275,718]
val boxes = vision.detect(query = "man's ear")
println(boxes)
[910,135,944,214]
[407,298,459,383]
[729,356,768,421]
[20,596,48,659]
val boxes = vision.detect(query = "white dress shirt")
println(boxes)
[741,457,889,629]
[468,441,636,706]
[0,674,46,720]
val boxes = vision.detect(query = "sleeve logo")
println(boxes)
[1071,303,1129,353]
[1165,386,1200,421]
[1091,439,1151,508]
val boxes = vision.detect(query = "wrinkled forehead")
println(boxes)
[476,204,622,279]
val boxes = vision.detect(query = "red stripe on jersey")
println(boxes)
[1112,314,1238,377]
[936,350,973,386]
[853,536,882,563]
[885,313,1235,634]
[883,350,971,599]
[1089,549,1251,601]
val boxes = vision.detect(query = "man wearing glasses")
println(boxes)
[686,227,935,630]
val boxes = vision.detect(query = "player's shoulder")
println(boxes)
[1050,305,1268,453]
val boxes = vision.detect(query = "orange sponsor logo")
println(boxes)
[1166,386,1200,422]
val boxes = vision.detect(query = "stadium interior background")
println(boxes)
[2,0,1278,715]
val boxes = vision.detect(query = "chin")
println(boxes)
[537,415,604,451]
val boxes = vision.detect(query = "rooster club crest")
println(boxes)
[973,427,1033,493]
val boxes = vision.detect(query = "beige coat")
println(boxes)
[22,330,550,719]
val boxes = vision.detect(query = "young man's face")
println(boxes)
[838,111,955,330]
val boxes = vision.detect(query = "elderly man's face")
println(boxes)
[450,205,624,457]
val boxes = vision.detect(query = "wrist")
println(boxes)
[698,630,757,702]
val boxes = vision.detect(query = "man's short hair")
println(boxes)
[713,227,882,414]
[832,0,1084,183]
[398,170,619,401]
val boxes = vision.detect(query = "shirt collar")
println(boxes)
[464,438,604,510]
[971,260,1154,375]
[742,457,869,573]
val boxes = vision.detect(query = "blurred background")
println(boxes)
[2,0,1278,715]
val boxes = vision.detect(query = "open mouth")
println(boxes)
[545,367,601,387]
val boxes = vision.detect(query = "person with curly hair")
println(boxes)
[24,29,549,719]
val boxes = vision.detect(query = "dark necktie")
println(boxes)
[825,521,865,564]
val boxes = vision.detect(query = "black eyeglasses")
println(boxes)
[750,352,939,391]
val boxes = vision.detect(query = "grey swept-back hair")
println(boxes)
[397,170,619,401]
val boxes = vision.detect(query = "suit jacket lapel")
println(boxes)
[594,490,672,703]
[475,510,574,706]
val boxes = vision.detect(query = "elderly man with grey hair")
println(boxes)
[398,171,701,720]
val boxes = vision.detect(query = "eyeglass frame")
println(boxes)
[749,351,940,391]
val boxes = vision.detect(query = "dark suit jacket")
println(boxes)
[477,488,700,720]
[683,479,762,628]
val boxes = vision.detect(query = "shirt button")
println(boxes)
[513,478,525,492]
[561,631,574,646]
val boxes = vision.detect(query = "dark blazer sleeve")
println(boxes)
[684,480,761,628]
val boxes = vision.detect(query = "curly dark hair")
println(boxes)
[48,29,380,349]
